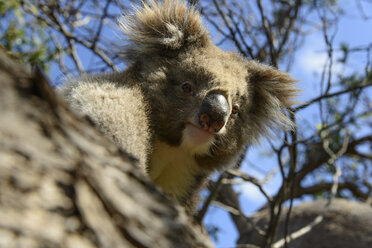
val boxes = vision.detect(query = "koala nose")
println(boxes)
[199,92,229,133]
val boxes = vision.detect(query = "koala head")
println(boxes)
[120,0,298,170]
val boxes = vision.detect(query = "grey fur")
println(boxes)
[59,0,298,211]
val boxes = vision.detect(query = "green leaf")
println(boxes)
[29,4,38,15]
[338,42,349,63]
[14,8,24,25]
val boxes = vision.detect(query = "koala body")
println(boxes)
[60,0,297,209]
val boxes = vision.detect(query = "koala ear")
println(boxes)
[119,0,211,62]
[246,61,299,138]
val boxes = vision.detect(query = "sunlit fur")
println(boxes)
[60,0,298,212]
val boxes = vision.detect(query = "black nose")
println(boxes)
[199,92,229,133]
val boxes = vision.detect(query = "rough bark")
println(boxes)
[0,50,213,248]
[238,198,372,248]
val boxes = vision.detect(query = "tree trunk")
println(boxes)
[0,50,213,248]
[238,198,372,248]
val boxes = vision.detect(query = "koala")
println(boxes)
[59,0,297,211]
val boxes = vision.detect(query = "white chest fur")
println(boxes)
[148,139,202,200]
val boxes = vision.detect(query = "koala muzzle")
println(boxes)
[199,92,229,133]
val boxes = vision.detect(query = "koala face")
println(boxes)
[140,46,255,167]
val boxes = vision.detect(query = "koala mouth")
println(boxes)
[184,122,214,146]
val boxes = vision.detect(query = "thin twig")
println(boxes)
[272,133,349,247]
[195,172,226,224]
[294,81,372,111]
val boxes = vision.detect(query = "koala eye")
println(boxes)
[232,105,239,114]
[181,82,194,96]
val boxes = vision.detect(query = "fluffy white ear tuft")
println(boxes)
[162,23,184,48]
[247,61,299,137]
[119,0,211,62]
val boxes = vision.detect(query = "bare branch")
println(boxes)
[294,81,372,111]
